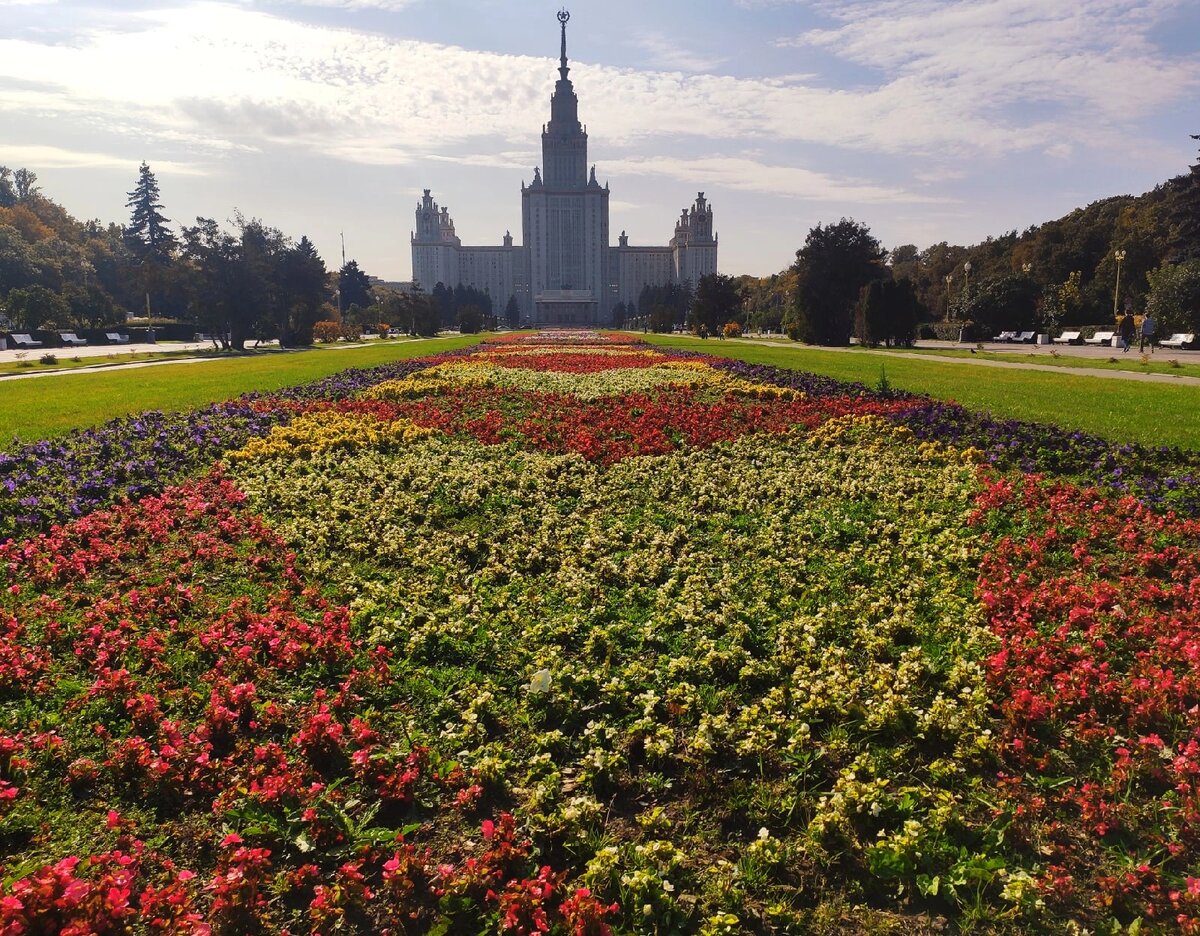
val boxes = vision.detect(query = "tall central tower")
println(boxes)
[522,9,610,324]
[542,9,587,189]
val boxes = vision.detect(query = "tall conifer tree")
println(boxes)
[125,163,175,261]
[124,163,175,333]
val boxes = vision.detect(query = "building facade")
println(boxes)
[410,11,717,326]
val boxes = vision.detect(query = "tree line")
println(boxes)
[6,137,1197,347]
[733,135,1200,344]
[0,163,456,349]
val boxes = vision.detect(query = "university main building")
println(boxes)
[411,11,717,326]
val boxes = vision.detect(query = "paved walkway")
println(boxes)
[0,337,462,381]
[0,339,219,365]
[727,337,1200,388]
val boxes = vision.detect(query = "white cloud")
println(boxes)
[3,0,1179,177]
[0,143,205,174]
[627,32,726,74]
[607,154,941,203]
[0,0,1192,275]
[780,0,1199,144]
[259,0,416,8]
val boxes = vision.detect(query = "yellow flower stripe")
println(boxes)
[363,361,803,402]
[478,347,665,359]
[226,411,437,462]
[807,414,983,463]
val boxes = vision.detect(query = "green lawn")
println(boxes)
[643,334,1200,450]
[1,336,484,442]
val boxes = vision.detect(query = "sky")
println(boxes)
[1,0,1198,280]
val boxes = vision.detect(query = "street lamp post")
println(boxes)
[944,273,953,318]
[1112,249,1127,319]
[963,260,972,302]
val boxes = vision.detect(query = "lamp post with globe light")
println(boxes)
[1112,249,1127,320]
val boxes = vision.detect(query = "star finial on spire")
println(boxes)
[558,9,571,81]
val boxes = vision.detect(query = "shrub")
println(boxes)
[313,321,341,343]
[340,323,361,342]
[38,352,57,365]
[722,321,742,339]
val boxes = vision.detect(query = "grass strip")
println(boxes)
[1,336,484,441]
[643,334,1200,450]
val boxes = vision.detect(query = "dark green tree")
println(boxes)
[235,215,288,347]
[430,283,452,327]
[857,278,921,348]
[13,169,39,203]
[180,214,291,350]
[4,284,69,330]
[956,272,1041,334]
[124,163,176,333]
[338,260,373,314]
[457,303,484,334]
[504,294,521,328]
[857,280,887,346]
[280,236,328,345]
[1146,258,1200,333]
[410,292,440,337]
[179,217,238,345]
[789,219,886,345]
[610,300,627,328]
[1169,135,1200,260]
[124,164,175,261]
[0,168,16,208]
[0,225,39,295]
[638,281,690,330]
[648,303,675,333]
[690,273,742,334]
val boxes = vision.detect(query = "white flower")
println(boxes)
[528,669,552,694]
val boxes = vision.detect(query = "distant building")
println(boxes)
[411,10,717,326]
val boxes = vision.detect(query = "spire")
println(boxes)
[558,9,570,81]
[543,9,586,187]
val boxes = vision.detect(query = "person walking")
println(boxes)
[1119,310,1135,353]
[1140,312,1156,352]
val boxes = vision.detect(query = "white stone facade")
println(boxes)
[410,12,717,326]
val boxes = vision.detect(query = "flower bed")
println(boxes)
[2,331,1199,934]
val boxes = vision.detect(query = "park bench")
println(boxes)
[9,334,43,349]
[1084,331,1115,345]
[1054,331,1082,344]
[992,330,1018,342]
[1161,333,1196,350]
[105,332,130,344]
[1015,331,1036,343]
[58,332,87,347]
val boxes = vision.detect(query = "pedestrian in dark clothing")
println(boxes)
[1119,312,1135,353]
[1140,313,1156,352]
